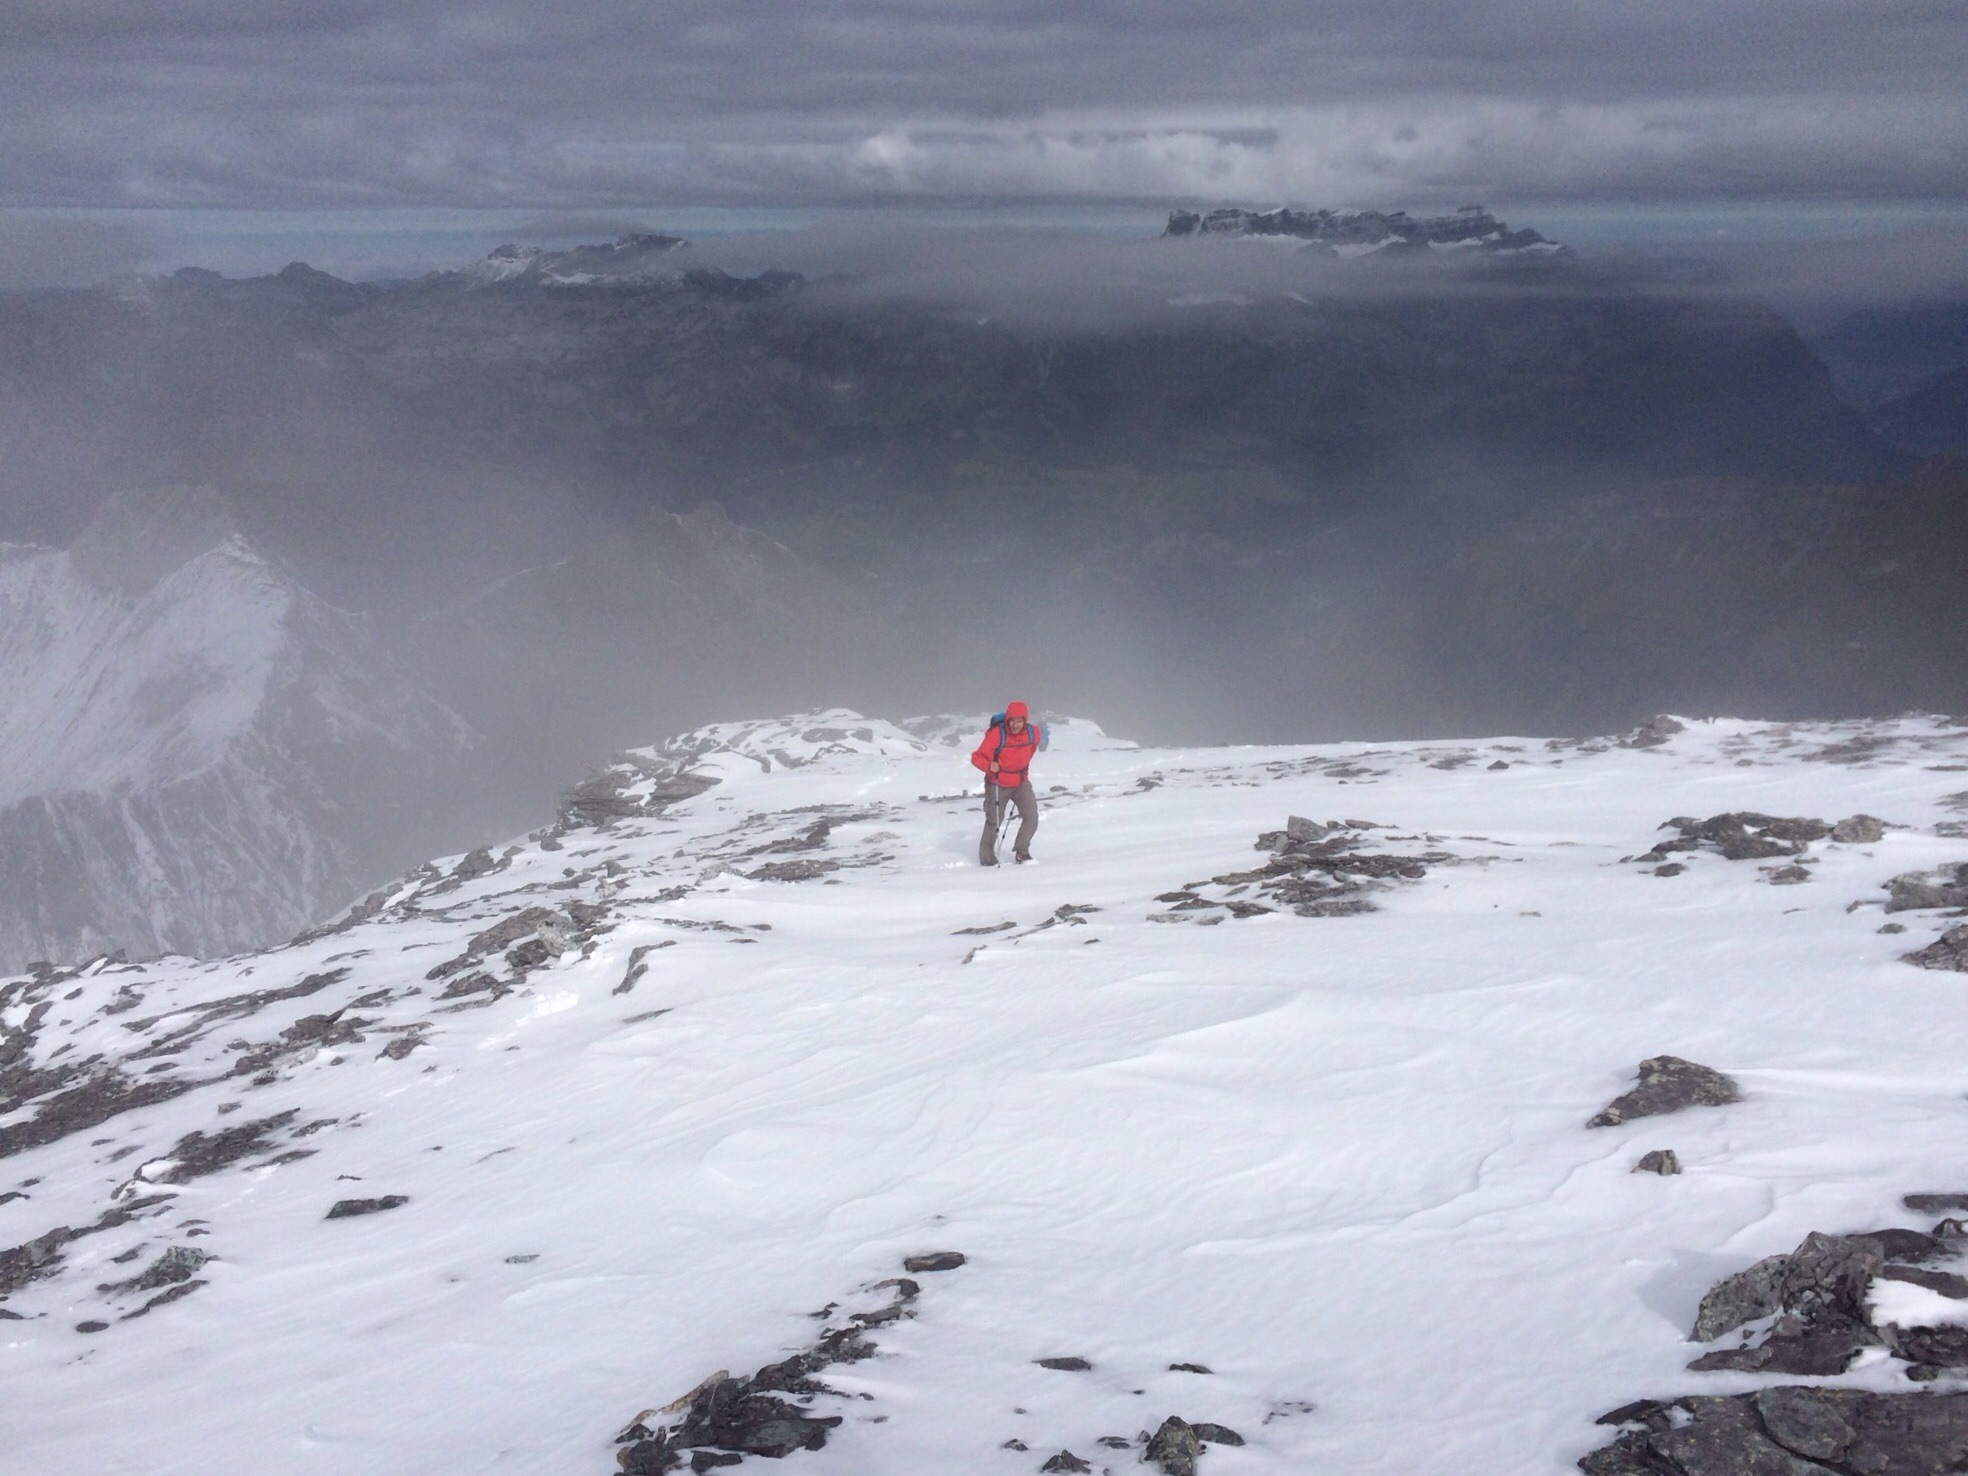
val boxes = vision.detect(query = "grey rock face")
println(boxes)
[1904,925,1968,972]
[1634,1149,1682,1175]
[1039,1453,1091,1474]
[1831,814,1888,843]
[1634,813,1829,867]
[1582,1391,1968,1475]
[1588,1211,1968,1469]
[1145,1416,1204,1475]
[612,1268,933,1473]
[1905,1194,1968,1214]
[1885,865,1968,913]
[1589,1057,1742,1128]
[325,1196,409,1220]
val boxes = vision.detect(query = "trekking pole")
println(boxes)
[991,782,1014,861]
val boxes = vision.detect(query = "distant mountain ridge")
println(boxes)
[0,488,489,972]
[1163,204,1560,255]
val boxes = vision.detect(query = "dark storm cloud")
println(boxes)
[1,1,1964,208]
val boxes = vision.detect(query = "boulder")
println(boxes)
[1904,925,1968,972]
[1589,1057,1741,1128]
[1145,1416,1205,1476]
[1582,1390,1968,1475]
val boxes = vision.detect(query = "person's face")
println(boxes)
[1008,716,1025,733]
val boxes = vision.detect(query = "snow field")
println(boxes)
[4,712,1968,1474]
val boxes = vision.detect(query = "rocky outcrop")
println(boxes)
[1589,1058,1741,1128]
[1904,925,1968,972]
[1152,817,1452,922]
[1584,1391,1968,1475]
[1582,1215,1968,1471]
[612,1267,937,1473]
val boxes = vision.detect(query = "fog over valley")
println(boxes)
[1,211,1965,967]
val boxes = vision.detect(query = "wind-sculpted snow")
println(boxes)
[6,710,1968,1473]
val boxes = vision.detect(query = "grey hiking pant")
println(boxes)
[981,779,1038,864]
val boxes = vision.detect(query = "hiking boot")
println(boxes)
[1014,852,1033,864]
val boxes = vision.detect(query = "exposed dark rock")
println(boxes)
[1873,1259,1968,1291]
[1832,815,1888,843]
[563,756,719,830]
[902,1251,965,1273]
[0,1070,195,1160]
[326,1195,409,1219]
[1882,1324,1968,1368]
[1904,925,1968,972]
[1687,1327,1870,1375]
[1885,864,1968,913]
[615,941,674,995]
[1168,1362,1213,1374]
[122,1278,208,1319]
[1193,1422,1245,1445]
[1625,716,1687,749]
[0,1198,165,1301]
[0,1226,74,1296]
[1207,823,1451,919]
[1634,813,1829,866]
[1691,1230,1881,1343]
[611,1275,926,1471]
[1589,1057,1741,1128]
[99,1244,211,1295]
[1145,1416,1205,1475]
[377,1025,430,1060]
[1581,1390,1968,1475]
[746,859,840,882]
[1040,1453,1091,1474]
[1906,1194,1968,1214]
[1634,1150,1682,1175]
[1767,864,1813,885]
[75,1319,109,1333]
[1036,1356,1092,1371]
[150,1110,299,1182]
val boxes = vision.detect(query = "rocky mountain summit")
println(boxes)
[1163,204,1559,255]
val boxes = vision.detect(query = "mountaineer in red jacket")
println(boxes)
[971,701,1045,865]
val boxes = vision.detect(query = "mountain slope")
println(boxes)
[5,710,1968,1473]
[0,487,489,971]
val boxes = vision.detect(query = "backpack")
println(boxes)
[989,712,1048,755]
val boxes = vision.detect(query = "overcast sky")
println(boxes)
[2,0,1963,214]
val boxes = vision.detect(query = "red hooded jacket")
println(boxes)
[971,712,1040,788]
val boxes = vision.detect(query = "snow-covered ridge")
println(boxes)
[6,710,1968,1474]
[461,233,690,286]
[0,487,485,972]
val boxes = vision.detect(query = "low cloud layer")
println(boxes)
[2,1,1964,210]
